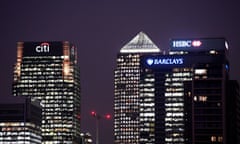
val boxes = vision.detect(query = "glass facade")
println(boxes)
[0,98,42,144]
[191,64,226,144]
[164,68,192,144]
[0,122,41,144]
[115,35,230,144]
[114,54,141,143]
[114,32,160,143]
[139,69,156,143]
[140,65,193,144]
[140,54,228,144]
[169,38,229,144]
[12,41,81,144]
[139,38,229,144]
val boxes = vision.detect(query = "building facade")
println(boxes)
[0,97,42,144]
[80,132,93,144]
[12,41,81,144]
[226,80,240,144]
[140,38,229,144]
[114,32,161,143]
[114,34,238,144]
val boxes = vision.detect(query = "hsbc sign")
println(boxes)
[172,40,202,48]
[170,38,227,52]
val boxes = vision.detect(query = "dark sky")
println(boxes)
[0,1,240,144]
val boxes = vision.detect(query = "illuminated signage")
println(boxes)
[192,40,202,47]
[22,42,64,56]
[146,58,184,66]
[36,42,50,53]
[172,40,202,48]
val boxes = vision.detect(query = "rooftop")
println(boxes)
[120,31,161,53]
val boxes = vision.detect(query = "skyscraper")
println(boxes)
[114,34,238,144]
[140,38,229,143]
[12,41,81,144]
[114,32,161,143]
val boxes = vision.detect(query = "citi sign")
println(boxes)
[36,42,50,53]
[172,40,202,48]
[146,58,184,66]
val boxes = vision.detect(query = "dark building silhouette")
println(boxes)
[0,97,42,144]
[226,80,240,144]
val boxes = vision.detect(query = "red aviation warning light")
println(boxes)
[105,114,111,119]
[192,40,202,47]
[91,111,97,117]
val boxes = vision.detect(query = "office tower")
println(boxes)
[12,42,81,144]
[141,54,192,143]
[0,97,42,144]
[140,38,229,143]
[114,32,161,143]
[171,38,228,144]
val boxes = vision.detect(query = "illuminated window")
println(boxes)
[211,136,216,142]
[195,69,207,75]
[199,96,207,102]
[209,50,218,54]
[194,96,197,101]
[218,136,223,142]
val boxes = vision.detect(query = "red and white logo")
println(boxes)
[192,40,202,47]
[36,42,50,53]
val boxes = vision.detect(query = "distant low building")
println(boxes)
[80,132,93,144]
[0,97,42,144]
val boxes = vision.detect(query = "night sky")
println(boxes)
[0,1,240,144]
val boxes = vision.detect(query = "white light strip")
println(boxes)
[225,41,229,50]
[120,48,160,53]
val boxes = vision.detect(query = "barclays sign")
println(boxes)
[146,58,184,66]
